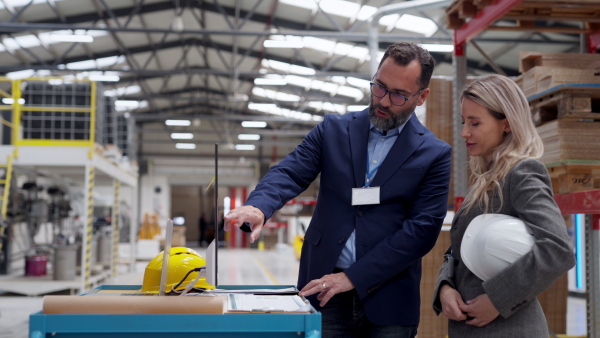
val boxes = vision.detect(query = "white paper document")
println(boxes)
[205,287,299,294]
[227,294,311,313]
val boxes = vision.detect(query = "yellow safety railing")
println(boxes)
[0,155,13,219]
[0,77,97,157]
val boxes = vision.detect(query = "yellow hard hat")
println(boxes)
[140,247,215,293]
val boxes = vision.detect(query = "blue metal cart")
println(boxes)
[29,285,321,338]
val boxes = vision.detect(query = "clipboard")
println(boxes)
[226,293,312,314]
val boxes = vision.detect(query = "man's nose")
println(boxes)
[380,92,393,107]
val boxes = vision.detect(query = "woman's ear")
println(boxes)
[504,120,511,134]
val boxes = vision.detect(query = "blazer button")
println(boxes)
[516,303,521,308]
[357,209,363,216]
[511,307,516,311]
[338,238,346,245]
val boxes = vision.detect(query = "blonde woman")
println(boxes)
[433,74,575,337]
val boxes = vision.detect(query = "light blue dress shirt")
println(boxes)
[335,122,407,269]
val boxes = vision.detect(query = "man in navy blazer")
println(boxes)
[225,42,451,337]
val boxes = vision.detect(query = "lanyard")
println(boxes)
[365,156,381,187]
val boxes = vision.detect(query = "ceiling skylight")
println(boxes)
[280,0,439,38]
[252,88,301,102]
[248,102,323,122]
[396,14,439,37]
[262,59,316,75]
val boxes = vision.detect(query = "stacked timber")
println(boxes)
[419,229,450,338]
[512,52,600,169]
[425,76,455,208]
[517,52,600,97]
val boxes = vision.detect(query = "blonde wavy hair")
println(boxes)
[460,74,544,214]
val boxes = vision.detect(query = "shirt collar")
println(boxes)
[369,120,407,136]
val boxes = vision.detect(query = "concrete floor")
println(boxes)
[0,244,588,338]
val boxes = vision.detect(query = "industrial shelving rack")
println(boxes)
[0,76,138,295]
[447,0,600,337]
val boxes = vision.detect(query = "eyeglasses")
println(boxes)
[370,82,423,107]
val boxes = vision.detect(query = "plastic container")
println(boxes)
[25,254,47,276]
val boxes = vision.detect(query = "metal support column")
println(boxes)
[452,38,468,205]
[111,180,121,278]
[81,164,95,292]
[586,214,600,337]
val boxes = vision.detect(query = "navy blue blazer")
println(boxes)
[246,109,452,325]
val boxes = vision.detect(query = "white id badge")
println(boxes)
[352,187,380,205]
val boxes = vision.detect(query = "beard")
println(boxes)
[368,100,416,131]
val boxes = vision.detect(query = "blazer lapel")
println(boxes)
[370,114,425,187]
[349,110,370,188]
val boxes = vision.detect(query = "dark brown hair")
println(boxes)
[377,42,435,89]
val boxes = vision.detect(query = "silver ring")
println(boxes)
[322,282,327,290]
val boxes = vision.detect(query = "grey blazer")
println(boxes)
[433,158,575,338]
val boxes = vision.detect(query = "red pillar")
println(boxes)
[229,187,237,248]
[241,187,248,248]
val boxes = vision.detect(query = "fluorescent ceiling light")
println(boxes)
[65,59,96,70]
[238,134,261,140]
[264,40,304,48]
[115,100,139,108]
[2,98,25,104]
[175,143,196,149]
[420,44,455,52]
[50,34,94,43]
[241,121,267,128]
[396,14,438,37]
[5,69,35,80]
[0,29,106,53]
[171,133,194,139]
[254,77,287,85]
[48,79,65,85]
[166,120,191,126]
[235,144,256,151]
[88,74,120,82]
[104,85,141,97]
[114,100,147,112]
[347,105,368,112]
[248,103,277,111]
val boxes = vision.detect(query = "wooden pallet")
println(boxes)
[537,119,600,163]
[446,0,600,31]
[546,160,600,194]
[529,84,600,125]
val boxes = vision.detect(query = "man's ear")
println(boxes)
[417,88,430,106]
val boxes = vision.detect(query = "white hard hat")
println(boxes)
[461,214,535,281]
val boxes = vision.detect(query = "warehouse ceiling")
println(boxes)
[0,0,592,184]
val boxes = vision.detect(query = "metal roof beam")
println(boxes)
[134,112,321,124]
